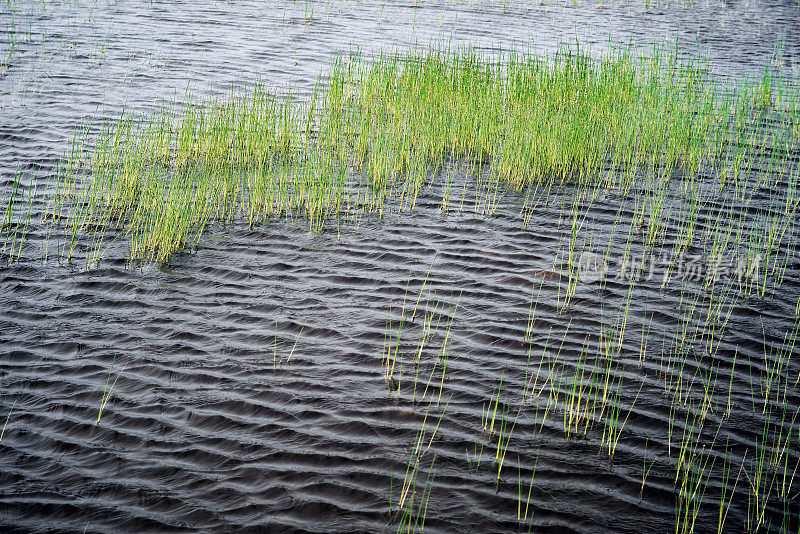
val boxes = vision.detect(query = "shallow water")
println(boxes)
[2,1,800,533]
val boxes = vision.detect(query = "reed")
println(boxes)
[562,338,594,440]
[49,43,800,265]
[517,452,538,530]
[96,356,125,427]
[675,435,718,534]
[600,376,641,460]
[393,401,447,532]
[273,324,305,367]
[383,267,459,404]
[745,417,775,532]
[1,172,35,264]
[0,401,15,445]
[641,439,656,499]
[716,446,743,534]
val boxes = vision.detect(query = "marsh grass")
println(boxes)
[391,400,447,533]
[48,43,800,266]
[1,172,36,264]
[517,452,538,530]
[96,356,125,427]
[273,322,306,367]
[467,225,798,533]
[0,401,15,444]
[382,260,464,408]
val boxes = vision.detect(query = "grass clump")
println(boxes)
[332,46,718,189]
[48,43,796,265]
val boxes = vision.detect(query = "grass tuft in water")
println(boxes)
[49,43,799,265]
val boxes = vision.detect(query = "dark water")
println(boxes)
[2,1,800,533]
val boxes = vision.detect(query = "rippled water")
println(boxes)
[2,1,800,533]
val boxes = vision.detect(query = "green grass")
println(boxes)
[96,355,125,427]
[47,42,800,266]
